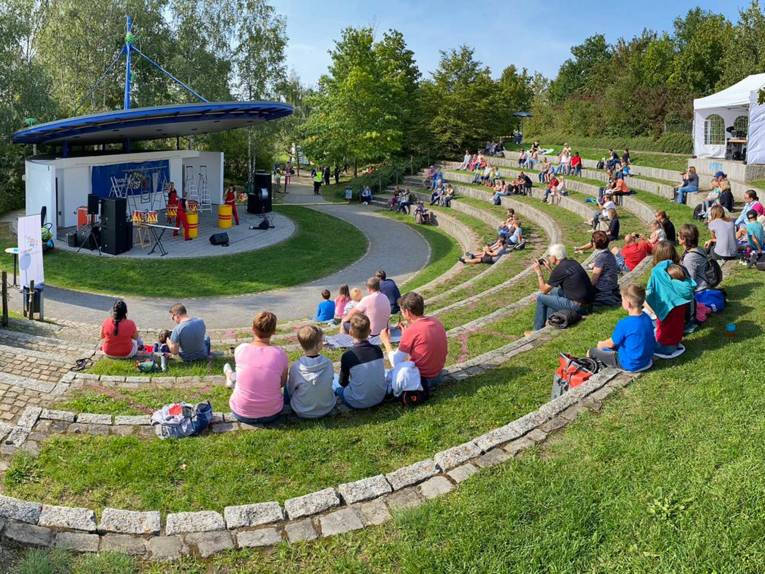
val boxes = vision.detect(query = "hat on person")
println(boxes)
[714,171,727,179]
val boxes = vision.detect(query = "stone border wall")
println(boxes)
[0,366,637,560]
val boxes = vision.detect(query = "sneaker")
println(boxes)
[458,257,466,264]
[653,344,685,359]
[223,363,235,388]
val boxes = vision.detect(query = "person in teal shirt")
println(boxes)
[744,210,764,253]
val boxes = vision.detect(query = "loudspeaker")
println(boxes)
[247,171,273,214]
[209,232,230,246]
[87,194,101,215]
[100,197,132,255]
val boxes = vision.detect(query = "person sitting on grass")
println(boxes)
[430,181,445,205]
[742,210,765,260]
[526,244,594,333]
[649,219,667,245]
[592,193,617,230]
[396,189,414,214]
[376,269,402,315]
[675,167,699,204]
[314,289,335,322]
[460,240,506,265]
[100,299,142,359]
[440,184,455,207]
[334,285,351,323]
[332,314,386,409]
[286,325,336,419]
[584,231,621,307]
[343,277,391,337]
[679,224,711,292]
[340,287,363,334]
[645,242,695,359]
[225,311,288,425]
[167,303,210,362]
[610,232,653,273]
[587,284,655,372]
[543,174,560,203]
[414,201,431,224]
[380,291,448,390]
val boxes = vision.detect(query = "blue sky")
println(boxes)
[271,0,751,86]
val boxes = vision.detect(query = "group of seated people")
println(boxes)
[596,148,632,175]
[430,181,455,207]
[459,208,525,265]
[223,286,448,423]
[536,144,584,178]
[483,140,505,157]
[704,195,765,264]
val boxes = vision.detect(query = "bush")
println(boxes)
[521,133,692,155]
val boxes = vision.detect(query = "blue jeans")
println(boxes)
[533,287,583,330]
[676,185,698,204]
[538,172,545,182]
[422,372,444,390]
[232,409,283,426]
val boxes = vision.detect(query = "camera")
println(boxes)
[537,257,547,266]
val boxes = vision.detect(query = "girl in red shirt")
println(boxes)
[100,300,141,358]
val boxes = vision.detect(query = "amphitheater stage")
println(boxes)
[56,208,295,259]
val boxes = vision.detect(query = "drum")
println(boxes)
[166,205,177,220]
[218,204,233,229]
[187,212,199,239]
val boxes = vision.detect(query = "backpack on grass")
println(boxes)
[693,203,705,221]
[551,353,601,400]
[151,401,213,439]
[691,248,722,288]
[547,309,581,329]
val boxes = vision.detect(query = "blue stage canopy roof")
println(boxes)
[12,101,293,145]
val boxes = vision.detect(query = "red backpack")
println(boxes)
[551,353,601,400]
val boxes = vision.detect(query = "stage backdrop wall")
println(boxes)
[91,159,170,199]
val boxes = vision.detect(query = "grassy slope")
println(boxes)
[0,206,367,298]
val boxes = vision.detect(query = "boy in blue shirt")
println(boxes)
[314,289,335,322]
[587,284,654,372]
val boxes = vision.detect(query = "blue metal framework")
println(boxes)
[13,16,291,148]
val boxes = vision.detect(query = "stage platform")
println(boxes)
[56,208,295,259]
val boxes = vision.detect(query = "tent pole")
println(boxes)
[123,16,133,110]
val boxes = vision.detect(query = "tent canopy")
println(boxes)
[694,73,765,111]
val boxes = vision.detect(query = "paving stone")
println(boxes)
[0,494,42,523]
[16,407,42,430]
[148,535,188,561]
[4,427,28,447]
[434,441,481,471]
[355,499,392,526]
[338,474,392,504]
[54,531,100,552]
[477,448,513,469]
[447,462,480,483]
[40,409,76,423]
[540,416,569,434]
[284,488,340,520]
[20,440,40,457]
[526,428,548,443]
[114,415,151,426]
[319,508,364,537]
[0,422,12,442]
[166,511,225,535]
[385,487,423,512]
[503,437,535,456]
[3,521,54,547]
[99,508,161,534]
[236,527,282,548]
[100,534,148,555]
[185,530,234,558]
[110,425,136,436]
[419,476,455,499]
[39,504,97,531]
[76,413,112,425]
[223,502,283,529]
[284,518,318,542]
[385,459,438,490]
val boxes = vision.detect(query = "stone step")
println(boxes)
[0,328,94,359]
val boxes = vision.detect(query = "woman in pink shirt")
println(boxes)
[225,311,288,425]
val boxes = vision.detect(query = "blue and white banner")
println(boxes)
[91,160,170,199]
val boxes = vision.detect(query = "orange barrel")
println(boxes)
[77,207,89,229]
[187,211,199,239]
[218,203,233,228]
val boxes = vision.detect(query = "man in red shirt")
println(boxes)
[380,292,447,389]
[615,232,653,271]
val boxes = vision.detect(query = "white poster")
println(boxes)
[17,214,44,287]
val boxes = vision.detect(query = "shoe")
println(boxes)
[223,363,235,388]
[653,344,685,359]
[458,257,466,264]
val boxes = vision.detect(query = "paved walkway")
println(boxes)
[9,183,430,329]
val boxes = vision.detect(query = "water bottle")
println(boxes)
[725,322,736,339]
[160,354,168,371]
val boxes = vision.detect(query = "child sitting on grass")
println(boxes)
[341,287,363,334]
[287,325,336,419]
[314,289,335,322]
[587,284,654,372]
[332,314,386,409]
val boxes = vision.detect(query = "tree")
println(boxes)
[718,0,765,88]
[547,35,612,104]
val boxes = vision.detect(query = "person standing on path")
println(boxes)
[313,169,323,195]
[323,165,331,186]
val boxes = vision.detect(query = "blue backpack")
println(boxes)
[695,289,726,313]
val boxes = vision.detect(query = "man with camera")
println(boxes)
[525,244,594,334]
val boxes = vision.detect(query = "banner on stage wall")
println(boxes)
[91,159,170,199]
[17,214,44,287]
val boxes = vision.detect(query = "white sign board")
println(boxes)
[17,214,44,287]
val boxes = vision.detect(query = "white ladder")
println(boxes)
[185,165,199,205]
[197,165,211,213]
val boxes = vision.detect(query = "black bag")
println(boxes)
[547,309,581,329]
[693,203,705,221]
[493,194,502,205]
[692,248,722,288]
[401,386,429,407]
[209,232,230,246]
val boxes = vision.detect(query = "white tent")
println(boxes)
[693,73,765,162]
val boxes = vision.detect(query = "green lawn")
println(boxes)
[0,206,367,298]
